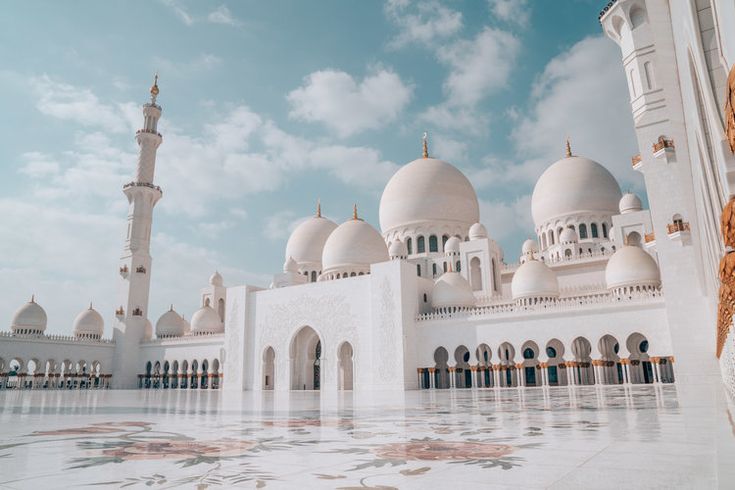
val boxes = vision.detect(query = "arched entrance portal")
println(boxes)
[338,342,354,391]
[290,326,323,390]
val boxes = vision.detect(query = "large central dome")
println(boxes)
[531,155,621,228]
[379,157,479,235]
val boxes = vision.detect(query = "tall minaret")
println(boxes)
[111,75,164,388]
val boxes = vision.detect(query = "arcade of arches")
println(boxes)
[0,358,111,390]
[419,333,674,389]
[138,359,222,390]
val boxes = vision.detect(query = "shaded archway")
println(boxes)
[433,347,449,389]
[497,342,517,387]
[545,339,566,386]
[597,334,622,384]
[626,332,653,384]
[338,342,354,391]
[476,343,492,387]
[520,341,539,387]
[454,345,471,388]
[571,337,594,385]
[263,347,275,390]
[289,326,323,390]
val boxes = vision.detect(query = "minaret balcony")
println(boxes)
[119,264,129,277]
[136,265,147,274]
[631,154,643,171]
[135,128,162,137]
[652,137,676,163]
[666,221,691,245]
[123,181,163,194]
[115,307,125,317]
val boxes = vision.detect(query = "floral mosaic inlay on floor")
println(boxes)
[1,385,734,488]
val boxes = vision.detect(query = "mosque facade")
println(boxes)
[2,0,735,395]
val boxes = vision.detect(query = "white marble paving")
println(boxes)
[0,385,734,489]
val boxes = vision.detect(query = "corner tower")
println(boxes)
[600,2,718,382]
[111,76,164,388]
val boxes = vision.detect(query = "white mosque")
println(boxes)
[1,0,734,395]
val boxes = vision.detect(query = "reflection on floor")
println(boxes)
[0,385,734,489]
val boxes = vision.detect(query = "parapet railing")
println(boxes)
[140,332,225,345]
[418,288,663,322]
[0,331,115,344]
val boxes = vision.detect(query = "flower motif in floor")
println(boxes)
[373,440,514,461]
[101,438,257,461]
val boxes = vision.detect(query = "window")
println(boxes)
[311,271,317,282]
[491,259,498,292]
[443,262,447,272]
[470,257,482,291]
[523,348,534,359]
[549,230,555,245]
[546,346,557,358]
[429,235,438,253]
[417,236,426,253]
[456,260,461,272]
[406,237,413,255]
[432,263,437,276]
[644,61,654,90]
[579,224,588,239]
[416,264,421,276]
[591,223,599,238]
[602,223,608,238]
[423,293,427,303]
[639,340,649,353]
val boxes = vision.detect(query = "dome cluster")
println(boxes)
[73,304,104,339]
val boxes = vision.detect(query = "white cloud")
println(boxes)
[479,195,533,246]
[207,5,241,26]
[160,0,194,26]
[488,0,530,28]
[507,36,640,191]
[264,210,304,241]
[287,68,413,138]
[30,75,131,133]
[431,135,468,162]
[385,0,463,49]
[437,27,520,107]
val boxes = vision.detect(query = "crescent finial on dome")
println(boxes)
[422,131,429,158]
[353,203,358,220]
[565,137,573,158]
[316,198,321,218]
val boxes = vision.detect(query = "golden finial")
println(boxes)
[150,72,159,103]
[565,138,573,158]
[30,294,35,303]
[316,198,322,218]
[353,203,358,220]
[422,131,429,158]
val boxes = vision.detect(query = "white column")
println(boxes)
[429,368,436,389]
[470,367,477,388]
[417,368,423,389]
[449,368,456,389]
[493,366,500,388]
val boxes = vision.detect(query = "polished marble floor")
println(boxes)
[1,385,734,489]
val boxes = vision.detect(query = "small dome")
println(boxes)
[11,297,47,334]
[432,272,475,309]
[73,305,104,339]
[209,271,223,287]
[444,236,461,254]
[532,155,622,228]
[619,193,642,214]
[511,259,559,301]
[283,256,299,273]
[155,306,185,338]
[143,318,153,341]
[559,228,578,243]
[469,222,488,240]
[389,239,408,259]
[285,215,338,268]
[379,157,480,235]
[190,305,223,335]
[605,246,660,290]
[521,239,539,255]
[322,217,389,276]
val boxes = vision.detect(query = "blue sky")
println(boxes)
[0,0,642,334]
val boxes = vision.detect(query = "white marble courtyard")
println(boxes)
[1,385,734,489]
